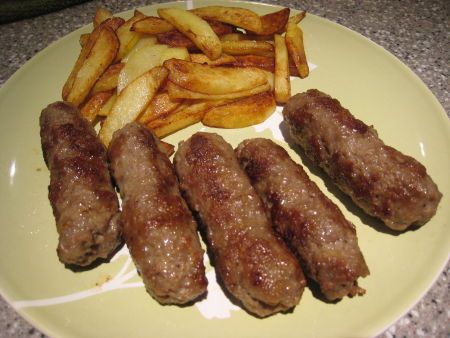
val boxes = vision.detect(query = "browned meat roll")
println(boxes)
[236,138,369,300]
[174,132,306,317]
[283,89,442,231]
[39,101,121,266]
[108,123,207,304]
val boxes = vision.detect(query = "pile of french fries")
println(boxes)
[62,5,309,149]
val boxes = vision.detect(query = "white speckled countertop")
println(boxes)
[0,1,448,337]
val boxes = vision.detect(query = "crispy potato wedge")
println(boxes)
[90,62,124,95]
[80,91,113,122]
[221,40,274,56]
[274,34,290,103]
[164,59,268,95]
[131,16,174,34]
[66,27,119,106]
[117,43,167,93]
[255,8,290,35]
[158,8,222,60]
[94,7,113,27]
[288,11,306,25]
[97,92,117,117]
[190,53,236,66]
[159,140,175,157]
[79,33,90,47]
[115,10,146,61]
[166,81,271,100]
[139,92,184,124]
[202,90,276,128]
[191,6,262,32]
[99,66,168,146]
[285,22,309,78]
[231,55,300,76]
[148,101,215,138]
[62,17,123,101]
[122,36,158,62]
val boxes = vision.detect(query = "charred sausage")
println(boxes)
[174,132,306,317]
[236,138,369,300]
[283,89,442,231]
[39,101,121,266]
[108,123,207,304]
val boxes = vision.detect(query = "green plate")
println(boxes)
[0,1,448,337]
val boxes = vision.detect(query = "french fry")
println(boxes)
[94,7,113,27]
[159,140,175,157]
[115,10,146,61]
[158,8,222,60]
[255,8,290,35]
[79,33,90,47]
[90,62,124,95]
[131,16,174,35]
[66,26,119,106]
[202,90,276,128]
[97,93,117,117]
[231,55,300,76]
[122,36,157,62]
[221,40,274,56]
[147,101,217,138]
[166,81,271,100]
[117,44,167,93]
[80,91,113,122]
[62,17,124,101]
[273,34,290,103]
[164,59,268,95]
[285,22,309,78]
[288,11,306,25]
[189,53,236,66]
[99,66,168,146]
[139,92,184,124]
[191,6,262,32]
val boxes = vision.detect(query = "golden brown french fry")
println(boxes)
[139,92,184,124]
[164,59,268,95]
[285,22,309,78]
[97,93,117,117]
[66,27,119,106]
[79,33,90,47]
[94,7,113,27]
[131,16,174,34]
[202,90,276,128]
[255,8,290,35]
[189,53,236,65]
[158,8,222,60]
[90,62,124,95]
[115,10,146,61]
[166,81,271,100]
[159,140,175,157]
[191,6,262,32]
[62,17,124,101]
[221,40,274,56]
[288,11,306,25]
[160,47,190,62]
[147,101,214,138]
[99,66,168,146]
[273,34,290,103]
[80,91,113,122]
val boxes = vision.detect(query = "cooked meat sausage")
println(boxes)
[108,123,207,304]
[39,101,121,266]
[174,132,306,317]
[236,138,369,300]
[283,89,442,231]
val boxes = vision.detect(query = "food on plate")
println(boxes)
[97,92,117,117]
[164,59,268,95]
[93,7,113,27]
[39,102,121,266]
[131,16,174,35]
[221,40,274,56]
[108,123,207,304]
[99,66,168,146]
[114,10,146,61]
[285,21,309,78]
[174,132,306,317]
[157,8,222,60]
[283,89,442,231]
[202,90,276,128]
[189,52,237,65]
[90,62,124,95]
[236,138,370,300]
[138,92,184,124]
[191,6,262,33]
[80,91,113,122]
[253,7,290,35]
[273,34,290,103]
